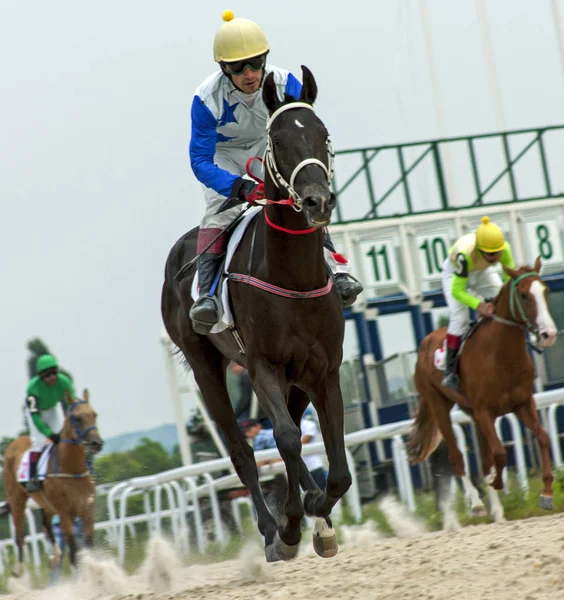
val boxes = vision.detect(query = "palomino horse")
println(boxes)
[3,390,103,575]
[408,258,557,520]
[162,66,351,561]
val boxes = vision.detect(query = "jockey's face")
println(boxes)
[40,370,58,386]
[481,250,502,264]
[231,66,263,94]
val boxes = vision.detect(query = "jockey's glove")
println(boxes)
[231,178,265,206]
[49,433,61,444]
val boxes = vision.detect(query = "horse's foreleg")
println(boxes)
[41,509,62,568]
[80,503,96,549]
[305,372,351,527]
[60,516,78,569]
[185,344,278,548]
[516,399,554,509]
[252,362,304,557]
[473,410,507,491]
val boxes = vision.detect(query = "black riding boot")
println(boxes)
[189,252,225,335]
[26,454,42,493]
[323,231,364,308]
[441,347,460,391]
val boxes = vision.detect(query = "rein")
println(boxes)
[46,400,97,480]
[489,272,543,353]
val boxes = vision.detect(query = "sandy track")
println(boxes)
[6,512,564,600]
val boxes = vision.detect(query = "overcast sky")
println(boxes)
[1,0,563,440]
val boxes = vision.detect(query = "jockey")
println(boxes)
[24,354,75,492]
[188,10,363,334]
[441,216,515,390]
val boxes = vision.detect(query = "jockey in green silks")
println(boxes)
[440,216,515,391]
[24,354,75,492]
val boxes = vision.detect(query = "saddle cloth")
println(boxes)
[433,320,481,372]
[17,445,53,483]
[191,206,263,334]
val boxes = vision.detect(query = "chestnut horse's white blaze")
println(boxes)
[530,280,557,346]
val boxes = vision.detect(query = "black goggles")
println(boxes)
[222,54,266,76]
[40,369,58,379]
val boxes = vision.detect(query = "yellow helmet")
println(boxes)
[475,216,505,253]
[213,10,269,63]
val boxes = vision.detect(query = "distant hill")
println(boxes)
[100,423,178,455]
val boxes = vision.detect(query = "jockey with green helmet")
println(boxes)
[188,10,363,334]
[441,216,515,391]
[24,354,75,492]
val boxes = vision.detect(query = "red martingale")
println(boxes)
[245,156,311,234]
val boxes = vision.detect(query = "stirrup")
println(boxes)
[441,372,459,391]
[26,478,42,493]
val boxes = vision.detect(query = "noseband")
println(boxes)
[491,272,541,345]
[264,102,335,211]
[61,400,98,445]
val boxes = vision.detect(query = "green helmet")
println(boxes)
[36,354,58,374]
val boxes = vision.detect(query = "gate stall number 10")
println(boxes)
[361,235,450,287]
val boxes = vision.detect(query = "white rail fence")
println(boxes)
[4,389,564,569]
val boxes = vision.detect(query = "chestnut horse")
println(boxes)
[408,258,557,520]
[3,390,103,575]
[162,67,351,562]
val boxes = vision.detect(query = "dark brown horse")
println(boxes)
[162,66,351,561]
[3,390,103,575]
[408,258,557,521]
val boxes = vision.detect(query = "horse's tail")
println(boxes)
[406,394,442,464]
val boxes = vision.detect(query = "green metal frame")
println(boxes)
[332,125,564,223]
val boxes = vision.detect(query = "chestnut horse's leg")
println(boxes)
[472,410,507,491]
[252,361,304,558]
[515,398,554,510]
[421,385,486,516]
[10,500,27,577]
[80,503,96,548]
[474,428,504,522]
[60,515,78,568]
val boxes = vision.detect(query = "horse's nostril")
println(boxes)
[541,332,549,339]
[303,196,317,209]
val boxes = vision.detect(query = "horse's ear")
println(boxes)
[502,264,518,279]
[262,72,282,114]
[534,255,542,274]
[299,65,318,105]
[64,391,72,404]
[83,388,90,402]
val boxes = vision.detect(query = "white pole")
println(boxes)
[418,0,459,207]
[160,333,193,466]
[475,0,506,131]
[551,0,564,84]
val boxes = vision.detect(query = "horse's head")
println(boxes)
[501,256,557,347]
[262,65,335,228]
[64,389,104,454]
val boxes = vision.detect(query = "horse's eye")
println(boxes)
[520,292,528,301]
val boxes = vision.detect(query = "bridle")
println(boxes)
[491,272,542,348]
[263,102,335,212]
[61,400,99,445]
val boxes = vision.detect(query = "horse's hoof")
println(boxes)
[49,548,62,569]
[265,531,299,562]
[313,518,338,559]
[12,563,24,578]
[470,505,488,518]
[540,494,554,510]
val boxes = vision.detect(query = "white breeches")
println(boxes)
[26,405,64,452]
[442,258,502,336]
